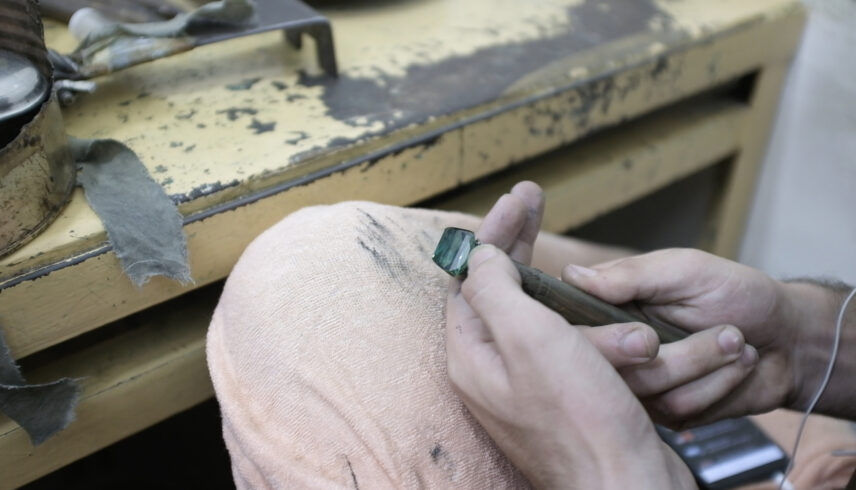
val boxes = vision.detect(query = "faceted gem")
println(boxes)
[432,227,479,277]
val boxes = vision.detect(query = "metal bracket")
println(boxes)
[58,0,339,80]
[196,0,338,77]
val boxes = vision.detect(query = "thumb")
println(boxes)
[561,249,707,305]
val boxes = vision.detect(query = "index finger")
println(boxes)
[461,245,565,359]
[476,181,544,264]
[446,277,508,396]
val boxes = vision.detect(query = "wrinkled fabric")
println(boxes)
[0,137,188,445]
[71,137,191,286]
[61,0,254,77]
[207,201,856,489]
[0,329,79,445]
[208,202,529,488]
[73,0,254,43]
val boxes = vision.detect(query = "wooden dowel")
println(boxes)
[513,262,688,343]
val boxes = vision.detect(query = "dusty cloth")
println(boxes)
[72,137,191,287]
[0,329,79,445]
[208,202,524,488]
[55,0,255,79]
[0,138,188,445]
[207,201,856,489]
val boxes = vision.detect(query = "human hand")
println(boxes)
[473,180,545,266]
[563,249,798,427]
[473,181,665,368]
[445,245,695,489]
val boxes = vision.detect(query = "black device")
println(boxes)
[657,417,789,489]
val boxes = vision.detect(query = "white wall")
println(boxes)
[739,0,856,284]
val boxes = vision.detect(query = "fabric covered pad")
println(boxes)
[207,202,528,488]
[207,201,856,489]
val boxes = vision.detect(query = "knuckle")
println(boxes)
[596,322,647,347]
[621,364,668,396]
[677,247,711,269]
[446,359,467,393]
[460,273,490,305]
[660,247,699,267]
[658,392,701,420]
[503,326,540,358]
[625,321,652,334]
[446,356,460,382]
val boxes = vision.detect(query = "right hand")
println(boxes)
[562,248,798,428]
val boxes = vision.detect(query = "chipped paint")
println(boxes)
[216,107,257,121]
[226,77,262,91]
[654,0,802,37]
[40,0,680,206]
[172,180,241,204]
[247,118,276,134]
[297,1,665,133]
[1,0,803,289]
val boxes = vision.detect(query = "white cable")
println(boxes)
[771,472,796,490]
[778,286,856,490]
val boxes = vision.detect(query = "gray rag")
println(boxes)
[0,330,80,446]
[76,0,255,42]
[69,0,254,73]
[71,137,191,286]
[0,138,190,445]
[50,0,255,80]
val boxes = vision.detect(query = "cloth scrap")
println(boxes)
[0,329,80,446]
[71,137,191,287]
[0,139,188,445]
[53,0,255,78]
[71,0,254,43]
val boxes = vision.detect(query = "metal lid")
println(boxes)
[0,50,49,122]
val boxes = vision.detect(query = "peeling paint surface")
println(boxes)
[42,0,673,203]
[2,0,801,280]
[0,0,808,367]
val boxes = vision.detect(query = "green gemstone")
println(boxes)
[432,227,479,277]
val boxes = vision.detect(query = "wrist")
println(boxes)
[530,427,692,490]
[778,279,856,416]
[594,430,695,490]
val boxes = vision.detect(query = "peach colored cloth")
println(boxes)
[207,202,856,489]
[208,202,526,488]
[739,411,856,490]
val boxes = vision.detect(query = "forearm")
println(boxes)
[780,279,856,418]
[596,439,697,490]
[532,438,696,490]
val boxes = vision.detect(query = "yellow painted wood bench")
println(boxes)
[0,1,804,487]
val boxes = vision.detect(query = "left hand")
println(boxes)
[472,181,664,369]
[446,245,694,489]
[445,182,694,488]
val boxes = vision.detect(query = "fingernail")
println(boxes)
[567,264,597,278]
[740,344,759,367]
[621,328,657,360]
[468,245,497,270]
[717,327,743,355]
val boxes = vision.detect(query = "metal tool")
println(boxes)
[40,0,181,24]
[433,227,689,343]
[0,0,76,258]
[0,52,49,147]
[201,0,337,77]
[59,0,338,80]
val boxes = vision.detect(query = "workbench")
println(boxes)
[0,0,804,487]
